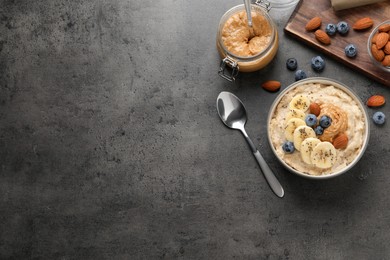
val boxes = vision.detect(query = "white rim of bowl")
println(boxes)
[267,77,370,180]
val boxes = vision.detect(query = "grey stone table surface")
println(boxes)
[1,0,390,259]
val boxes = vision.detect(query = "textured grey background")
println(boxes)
[1,0,390,259]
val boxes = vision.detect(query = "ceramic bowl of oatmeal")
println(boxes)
[267,77,370,179]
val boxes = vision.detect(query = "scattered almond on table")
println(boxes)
[366,95,386,107]
[261,80,281,92]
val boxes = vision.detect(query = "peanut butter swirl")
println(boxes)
[221,10,272,57]
[318,103,348,142]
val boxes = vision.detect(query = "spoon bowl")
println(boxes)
[217,92,247,130]
[217,91,284,197]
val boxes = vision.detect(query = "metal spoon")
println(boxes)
[243,0,253,27]
[216,91,284,198]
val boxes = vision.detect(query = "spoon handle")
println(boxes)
[253,150,284,198]
[241,129,284,198]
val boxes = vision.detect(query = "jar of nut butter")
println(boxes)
[217,0,278,82]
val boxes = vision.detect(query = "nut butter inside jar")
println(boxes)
[217,2,278,81]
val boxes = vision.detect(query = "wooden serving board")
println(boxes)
[284,0,390,86]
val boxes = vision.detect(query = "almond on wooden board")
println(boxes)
[353,17,373,30]
[366,95,385,107]
[332,133,348,149]
[305,17,322,31]
[314,30,331,45]
[376,32,389,49]
[261,80,281,92]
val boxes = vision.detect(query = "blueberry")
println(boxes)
[282,141,295,153]
[337,21,349,35]
[345,44,357,58]
[372,111,386,125]
[319,115,332,128]
[295,69,307,81]
[314,125,324,135]
[305,114,318,127]
[286,58,298,71]
[325,23,337,36]
[311,56,325,72]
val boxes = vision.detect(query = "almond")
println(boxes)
[314,30,331,45]
[366,95,385,107]
[371,44,385,61]
[371,32,378,44]
[382,55,390,67]
[305,17,322,31]
[333,133,348,149]
[353,17,373,30]
[384,42,390,55]
[376,32,389,49]
[261,80,281,92]
[309,103,321,116]
[378,23,390,32]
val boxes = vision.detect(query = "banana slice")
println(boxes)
[311,141,337,169]
[285,109,306,123]
[293,125,316,151]
[288,94,310,111]
[300,137,321,164]
[284,118,306,141]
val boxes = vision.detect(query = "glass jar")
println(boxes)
[367,20,390,73]
[267,0,300,22]
[217,0,278,82]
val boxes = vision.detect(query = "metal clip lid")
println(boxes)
[218,57,239,82]
[255,0,271,12]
